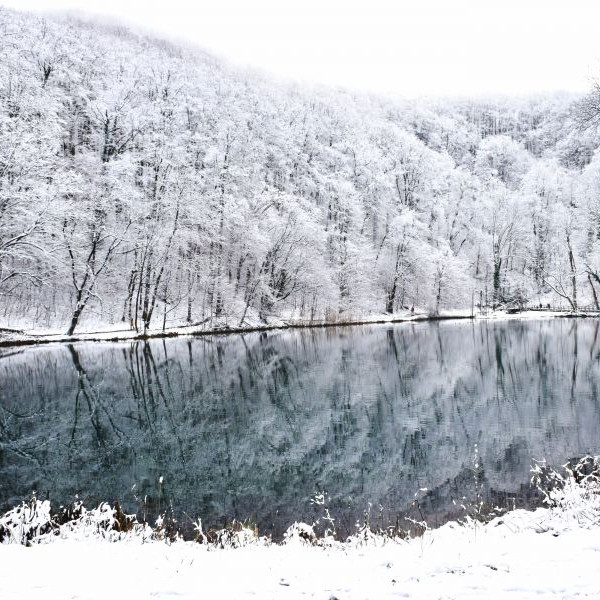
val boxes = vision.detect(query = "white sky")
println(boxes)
[2,0,600,97]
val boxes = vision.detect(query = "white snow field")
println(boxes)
[1,463,599,600]
[0,507,598,599]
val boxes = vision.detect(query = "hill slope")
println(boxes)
[0,8,598,332]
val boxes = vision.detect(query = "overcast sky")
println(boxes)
[2,0,599,97]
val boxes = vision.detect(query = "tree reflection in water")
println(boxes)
[1,319,599,538]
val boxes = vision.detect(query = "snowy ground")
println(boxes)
[1,460,599,600]
[1,504,599,599]
[0,308,591,347]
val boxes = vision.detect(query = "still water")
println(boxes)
[1,319,599,537]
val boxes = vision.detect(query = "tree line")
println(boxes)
[2,8,600,333]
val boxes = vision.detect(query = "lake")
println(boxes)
[1,319,599,538]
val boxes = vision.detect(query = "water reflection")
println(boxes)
[1,319,600,537]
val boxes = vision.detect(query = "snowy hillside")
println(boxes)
[1,8,600,333]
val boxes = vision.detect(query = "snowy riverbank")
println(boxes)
[1,459,599,599]
[2,513,598,599]
[0,308,594,348]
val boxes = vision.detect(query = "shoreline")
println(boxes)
[1,460,598,599]
[0,309,595,348]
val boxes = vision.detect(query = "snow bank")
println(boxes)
[1,458,599,598]
[2,308,593,349]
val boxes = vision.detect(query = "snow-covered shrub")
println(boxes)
[0,495,54,545]
[208,520,262,549]
[531,455,600,528]
[0,498,147,545]
[58,502,147,542]
[283,522,318,546]
[346,521,389,548]
[193,517,264,548]
[153,510,180,544]
[456,445,506,527]
[345,503,406,547]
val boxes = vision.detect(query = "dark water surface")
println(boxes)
[1,319,599,538]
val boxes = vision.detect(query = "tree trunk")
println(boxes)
[386,278,397,314]
[67,288,87,335]
[493,257,502,307]
[567,234,577,311]
[67,306,83,336]
[589,273,599,310]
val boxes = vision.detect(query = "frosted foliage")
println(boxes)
[1,8,599,334]
[1,456,599,548]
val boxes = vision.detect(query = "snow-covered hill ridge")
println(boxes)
[1,7,599,334]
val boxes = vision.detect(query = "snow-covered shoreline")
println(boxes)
[3,516,597,599]
[0,309,594,348]
[1,472,599,599]
[1,459,599,599]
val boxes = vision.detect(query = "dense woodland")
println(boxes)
[3,9,600,333]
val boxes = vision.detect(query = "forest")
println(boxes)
[3,8,600,333]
